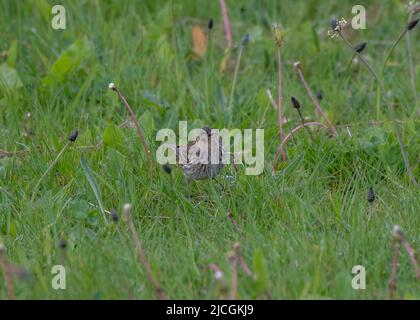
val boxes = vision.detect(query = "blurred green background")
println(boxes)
[0,0,419,299]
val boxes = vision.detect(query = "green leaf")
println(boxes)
[156,35,174,65]
[139,110,155,139]
[252,249,268,294]
[7,40,18,68]
[283,153,304,176]
[0,63,23,91]
[103,123,125,152]
[142,91,169,114]
[43,37,94,86]
[256,88,269,108]
[68,199,90,220]
[80,156,107,223]
[31,0,51,23]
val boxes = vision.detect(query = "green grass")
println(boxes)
[0,0,419,299]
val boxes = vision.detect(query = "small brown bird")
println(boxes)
[176,127,225,180]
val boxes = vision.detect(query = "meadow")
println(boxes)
[0,0,419,299]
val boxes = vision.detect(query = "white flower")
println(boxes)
[328,18,348,38]
[123,203,132,212]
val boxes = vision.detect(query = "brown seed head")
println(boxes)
[367,187,375,204]
[354,42,367,53]
[407,18,419,31]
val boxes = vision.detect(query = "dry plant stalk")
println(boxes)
[406,14,418,105]
[0,149,14,159]
[124,204,168,300]
[273,25,287,163]
[109,83,152,170]
[389,231,400,299]
[293,62,337,136]
[209,263,224,281]
[228,250,238,300]
[227,212,240,230]
[389,225,420,299]
[209,263,228,299]
[273,122,328,173]
[393,226,420,279]
[219,0,232,49]
[234,243,253,277]
[0,244,15,300]
[266,89,277,110]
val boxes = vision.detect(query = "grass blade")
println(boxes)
[80,156,107,223]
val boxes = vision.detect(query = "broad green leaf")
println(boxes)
[43,37,94,85]
[7,40,18,68]
[80,156,107,223]
[103,123,125,152]
[0,63,23,91]
[68,199,91,220]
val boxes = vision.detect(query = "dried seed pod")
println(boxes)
[354,42,367,53]
[241,34,249,46]
[162,164,172,175]
[316,90,324,101]
[407,18,419,31]
[367,187,376,204]
[68,130,78,142]
[59,239,67,250]
[110,209,119,222]
[291,96,301,109]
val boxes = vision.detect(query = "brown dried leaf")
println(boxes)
[192,25,207,58]
[0,149,13,158]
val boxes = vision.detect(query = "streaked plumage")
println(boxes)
[176,127,225,180]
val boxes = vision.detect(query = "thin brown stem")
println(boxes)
[219,0,232,49]
[389,238,399,300]
[233,243,252,277]
[296,108,314,142]
[0,149,14,158]
[294,62,337,136]
[406,13,418,105]
[273,122,328,173]
[392,225,420,280]
[277,46,286,163]
[109,83,152,170]
[400,238,420,280]
[209,263,224,281]
[0,245,14,300]
[338,33,381,82]
[228,250,238,300]
[227,212,240,230]
[382,29,407,73]
[266,89,277,110]
[124,204,168,300]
